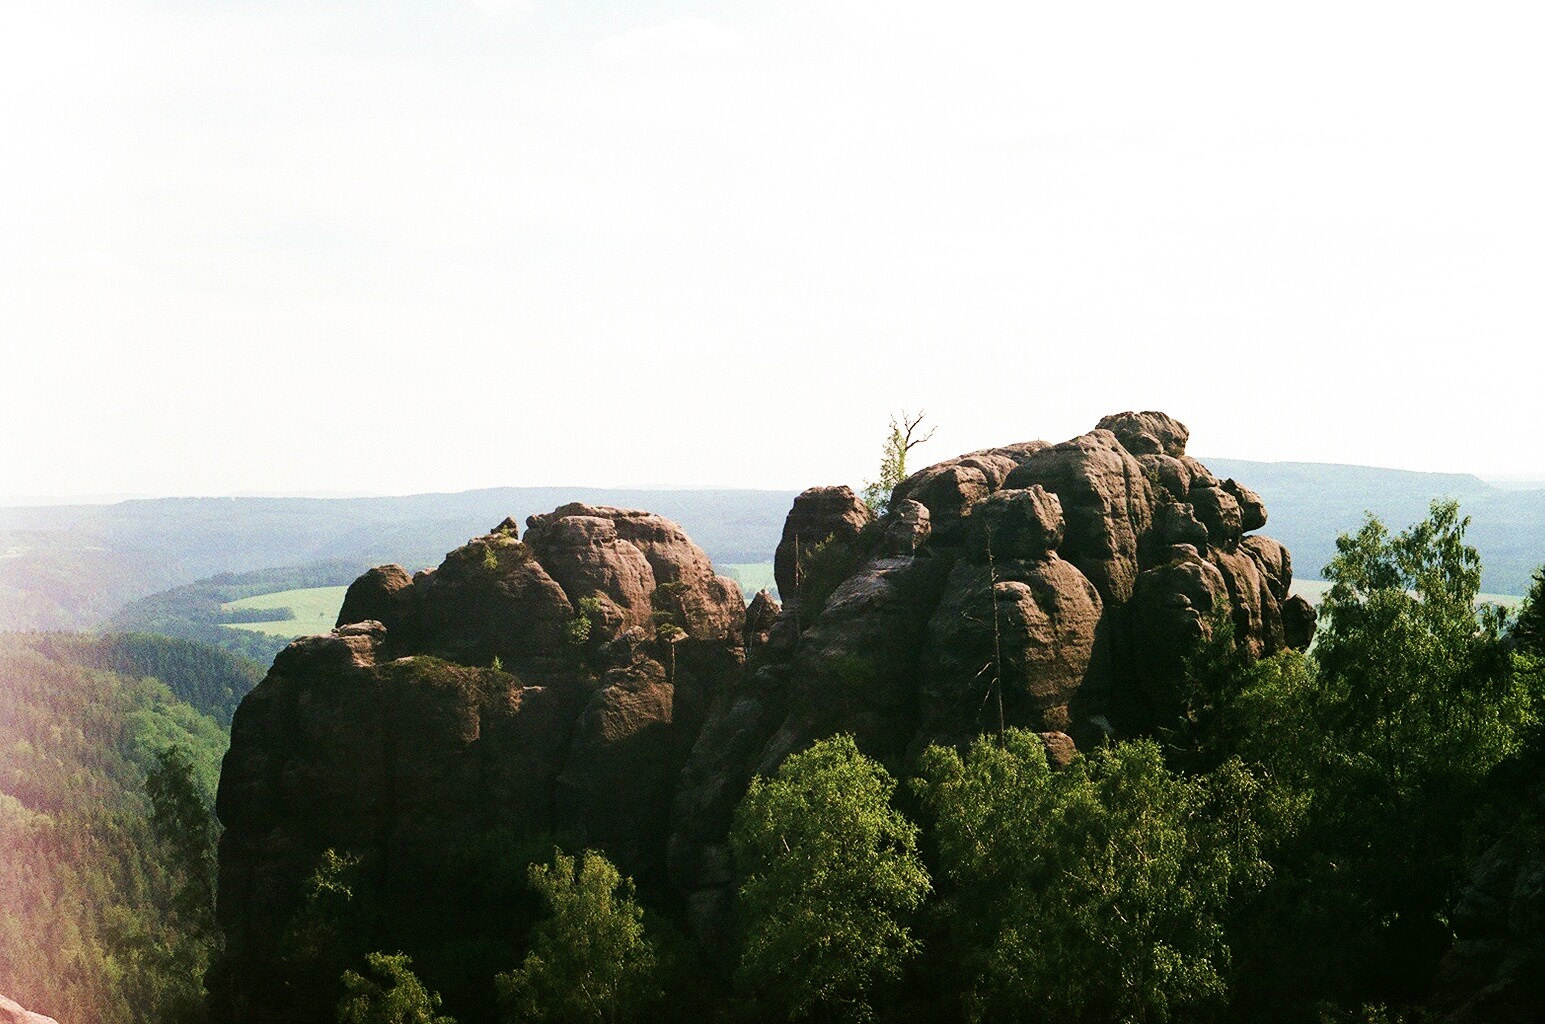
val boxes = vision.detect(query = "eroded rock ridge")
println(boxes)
[214,413,1313,1020]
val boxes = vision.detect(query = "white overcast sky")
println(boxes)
[3,1,1544,500]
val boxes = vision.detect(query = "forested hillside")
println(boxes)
[1206,458,1545,594]
[0,634,228,1023]
[108,562,373,665]
[7,464,1543,643]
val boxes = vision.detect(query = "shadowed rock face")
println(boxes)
[1433,828,1545,1024]
[214,505,745,1024]
[667,412,1314,930]
[216,413,1314,1012]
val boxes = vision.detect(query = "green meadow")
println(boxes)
[221,585,349,637]
[721,562,778,597]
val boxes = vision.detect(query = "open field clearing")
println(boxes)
[221,585,349,637]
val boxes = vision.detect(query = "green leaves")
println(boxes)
[918,734,1265,1024]
[731,736,930,1021]
[1318,499,1529,789]
[338,952,455,1024]
[495,850,660,1024]
[146,744,219,941]
[1192,501,1545,1015]
[861,411,935,516]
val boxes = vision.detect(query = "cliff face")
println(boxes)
[214,505,746,1021]
[668,412,1314,932]
[213,413,1313,1020]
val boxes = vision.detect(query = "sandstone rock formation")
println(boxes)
[1433,828,1545,1024]
[214,505,745,1023]
[215,413,1314,1018]
[0,995,59,1024]
[667,413,1314,929]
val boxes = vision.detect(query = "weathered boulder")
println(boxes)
[919,554,1104,745]
[1038,730,1079,769]
[877,498,932,556]
[1003,429,1155,604]
[965,486,1064,561]
[523,513,657,634]
[1140,453,1196,500]
[772,486,872,605]
[380,532,576,669]
[1283,593,1318,650]
[1153,500,1209,549]
[558,657,678,872]
[1190,482,1243,551]
[580,504,748,641]
[1096,410,1190,458]
[1128,549,1230,719]
[0,995,60,1024]
[744,589,781,651]
[1241,534,1292,602]
[1210,546,1283,658]
[1224,478,1268,532]
[890,445,1044,541]
[335,564,414,631]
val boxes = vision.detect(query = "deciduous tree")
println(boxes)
[731,735,930,1021]
[338,953,455,1024]
[495,850,660,1024]
[862,411,935,516]
[917,733,1264,1024]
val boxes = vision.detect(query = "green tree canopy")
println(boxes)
[338,952,455,1024]
[730,734,930,1022]
[917,733,1267,1024]
[495,849,660,1024]
[1317,499,1524,786]
[147,744,219,936]
[1510,563,1545,657]
[1171,502,1543,1016]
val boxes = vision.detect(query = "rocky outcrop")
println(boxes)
[0,995,59,1024]
[772,486,872,607]
[1002,429,1154,604]
[1434,828,1545,1024]
[215,505,745,1024]
[668,412,1314,923]
[216,412,1316,1017]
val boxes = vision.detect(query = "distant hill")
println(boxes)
[0,488,798,631]
[6,463,1543,637]
[1203,458,1545,594]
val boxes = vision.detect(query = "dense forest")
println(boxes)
[0,634,230,1023]
[5,501,1544,1024]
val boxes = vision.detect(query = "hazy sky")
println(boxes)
[4,1,1544,500]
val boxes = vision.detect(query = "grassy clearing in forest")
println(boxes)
[220,585,349,637]
[722,562,778,598]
